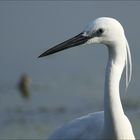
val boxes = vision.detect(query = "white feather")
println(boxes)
[125,37,132,90]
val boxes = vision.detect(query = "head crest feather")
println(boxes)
[125,37,132,91]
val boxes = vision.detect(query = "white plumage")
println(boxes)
[39,17,135,140]
[48,112,104,140]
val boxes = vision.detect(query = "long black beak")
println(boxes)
[38,32,91,58]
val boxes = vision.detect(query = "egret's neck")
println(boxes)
[104,42,126,131]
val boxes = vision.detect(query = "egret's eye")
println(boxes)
[96,28,104,36]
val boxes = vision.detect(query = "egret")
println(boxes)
[38,17,135,140]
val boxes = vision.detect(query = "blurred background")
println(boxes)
[0,1,140,139]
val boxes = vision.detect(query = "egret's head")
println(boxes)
[84,17,125,46]
[38,17,125,57]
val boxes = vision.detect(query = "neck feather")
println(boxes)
[104,43,126,130]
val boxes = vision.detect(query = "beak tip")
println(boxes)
[38,55,42,58]
[38,51,49,58]
[38,54,45,58]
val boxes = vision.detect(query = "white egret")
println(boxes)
[38,17,135,140]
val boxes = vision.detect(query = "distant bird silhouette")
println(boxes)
[18,74,31,99]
